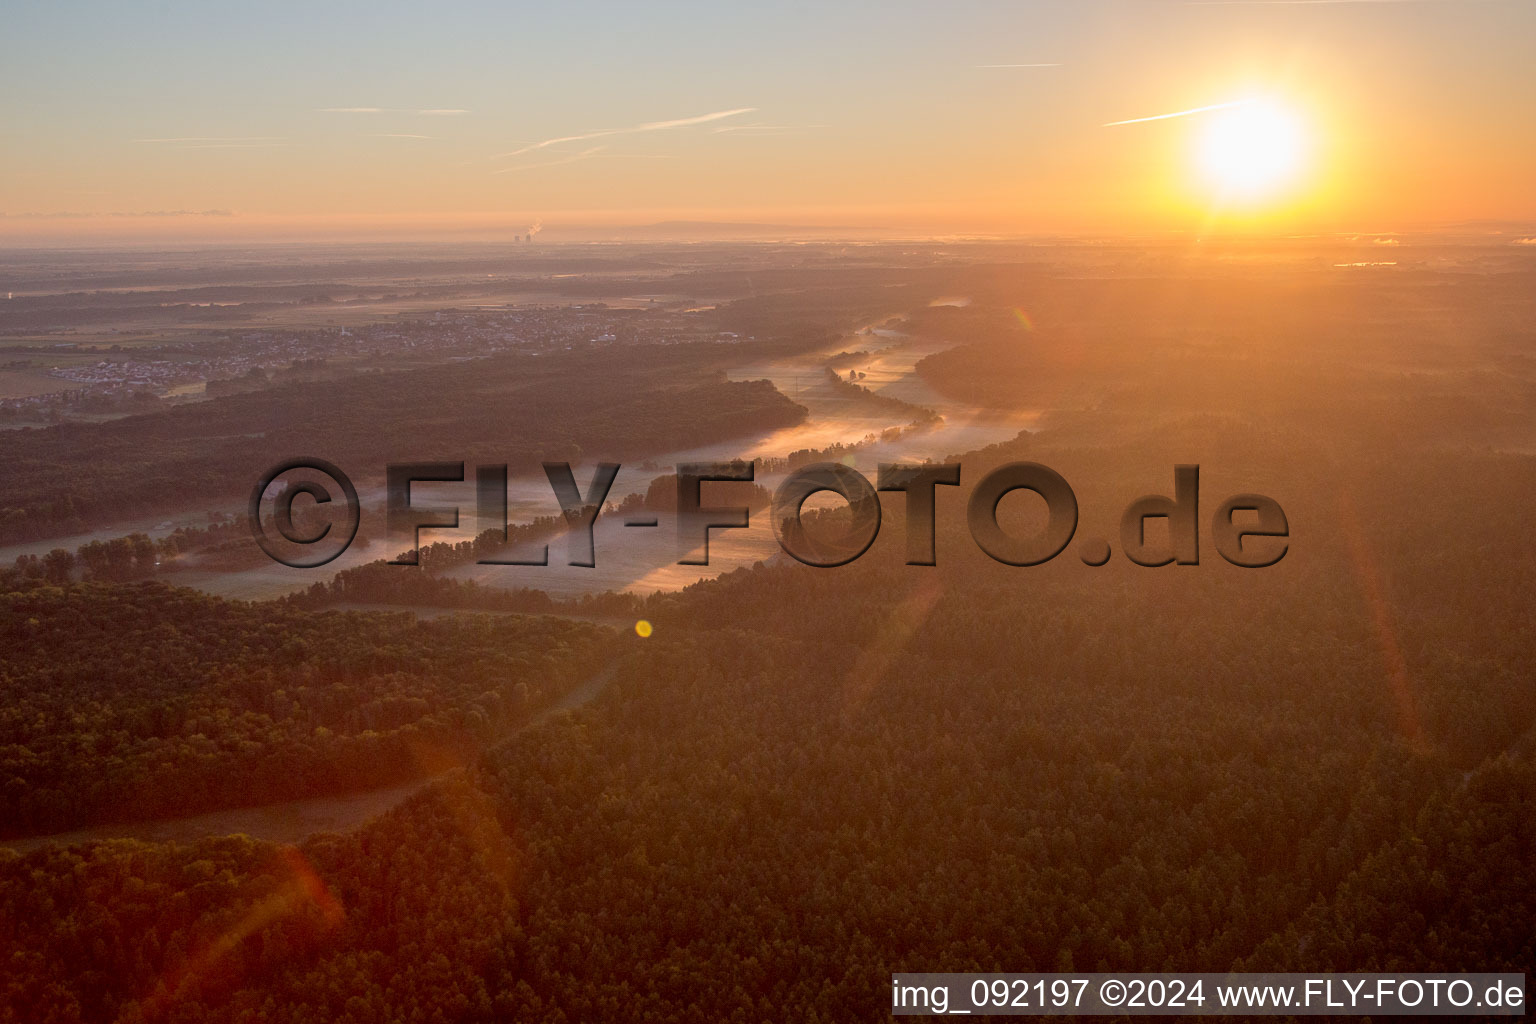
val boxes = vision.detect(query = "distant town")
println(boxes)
[0,303,749,423]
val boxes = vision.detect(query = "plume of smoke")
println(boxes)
[527,220,543,240]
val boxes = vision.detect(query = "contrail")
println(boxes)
[1102,99,1252,127]
[495,107,756,160]
[975,63,1063,68]
[636,108,755,131]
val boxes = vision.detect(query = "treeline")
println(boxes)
[12,515,317,583]
[824,365,943,425]
[13,524,240,583]
[278,518,644,619]
[286,558,645,620]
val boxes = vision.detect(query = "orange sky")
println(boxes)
[3,1,1533,242]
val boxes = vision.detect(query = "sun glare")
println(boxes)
[1195,98,1308,202]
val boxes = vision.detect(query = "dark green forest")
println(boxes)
[0,581,609,837]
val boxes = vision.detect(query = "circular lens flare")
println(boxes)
[1196,99,1307,201]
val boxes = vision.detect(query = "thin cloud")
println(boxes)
[499,129,617,155]
[494,107,755,159]
[713,123,829,135]
[1102,99,1252,127]
[492,147,683,175]
[636,108,756,131]
[493,145,607,175]
[372,133,433,140]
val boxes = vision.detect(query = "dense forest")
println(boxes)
[4,416,1533,1021]
[0,579,610,837]
[3,258,1534,1021]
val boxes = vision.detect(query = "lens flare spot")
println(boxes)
[634,619,653,638]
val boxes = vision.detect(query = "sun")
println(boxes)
[1195,98,1308,202]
